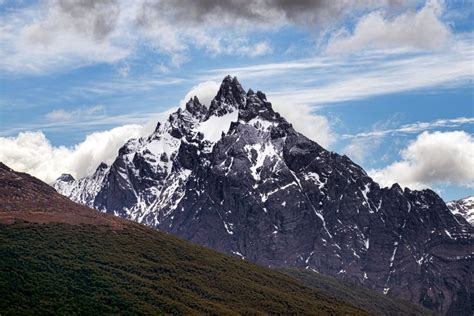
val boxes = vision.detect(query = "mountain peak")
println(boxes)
[207,76,246,118]
[56,173,75,183]
[185,96,207,119]
[96,163,109,172]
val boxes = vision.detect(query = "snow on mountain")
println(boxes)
[53,76,473,315]
[447,195,474,225]
[196,110,238,143]
[53,162,109,208]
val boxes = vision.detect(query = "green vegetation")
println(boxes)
[0,222,365,315]
[278,268,433,316]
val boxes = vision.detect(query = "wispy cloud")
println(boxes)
[342,117,474,139]
[45,105,105,122]
[0,110,170,137]
[68,76,187,97]
[341,116,474,164]
[204,35,473,107]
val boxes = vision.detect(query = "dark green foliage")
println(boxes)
[0,222,366,315]
[278,268,435,316]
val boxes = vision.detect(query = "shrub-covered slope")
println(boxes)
[0,222,371,315]
[279,268,433,316]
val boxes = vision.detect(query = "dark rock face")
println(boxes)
[56,173,75,183]
[54,76,473,315]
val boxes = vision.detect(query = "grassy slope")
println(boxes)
[0,222,366,315]
[278,269,434,316]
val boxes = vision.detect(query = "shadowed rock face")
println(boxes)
[54,76,473,315]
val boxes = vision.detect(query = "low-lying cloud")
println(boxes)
[369,131,474,190]
[0,125,143,183]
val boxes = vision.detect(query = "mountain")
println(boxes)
[0,163,431,315]
[447,196,474,225]
[54,76,473,315]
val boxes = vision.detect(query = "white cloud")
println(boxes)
[0,0,132,73]
[0,125,142,183]
[0,106,176,183]
[343,136,384,164]
[341,116,474,164]
[326,0,450,53]
[45,105,105,122]
[0,0,421,74]
[246,41,273,57]
[45,109,75,122]
[0,81,218,183]
[201,31,472,108]
[272,103,335,148]
[0,0,279,74]
[342,117,474,138]
[224,40,273,57]
[369,131,474,189]
[179,81,220,107]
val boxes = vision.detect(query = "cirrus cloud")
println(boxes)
[45,105,106,122]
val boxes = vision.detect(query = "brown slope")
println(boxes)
[0,162,126,228]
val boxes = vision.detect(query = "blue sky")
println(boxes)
[0,0,473,201]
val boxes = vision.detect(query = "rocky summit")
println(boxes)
[54,76,473,315]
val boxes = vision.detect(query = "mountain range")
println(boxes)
[53,76,473,315]
[0,162,434,315]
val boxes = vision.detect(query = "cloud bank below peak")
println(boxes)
[0,126,143,183]
[369,131,474,190]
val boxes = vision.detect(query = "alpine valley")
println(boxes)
[54,76,473,315]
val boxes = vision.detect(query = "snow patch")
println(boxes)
[196,110,238,143]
